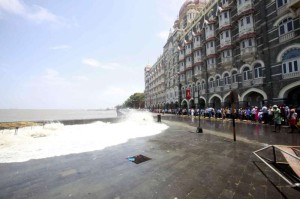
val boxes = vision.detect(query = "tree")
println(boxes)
[123,93,145,108]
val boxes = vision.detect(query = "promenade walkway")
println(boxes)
[0,115,299,198]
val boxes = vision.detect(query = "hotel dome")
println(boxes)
[179,0,206,16]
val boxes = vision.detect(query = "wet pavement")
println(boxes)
[161,114,300,146]
[0,115,300,199]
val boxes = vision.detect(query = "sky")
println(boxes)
[0,0,185,109]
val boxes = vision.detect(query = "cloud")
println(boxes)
[157,30,170,40]
[41,68,70,86]
[50,45,71,50]
[0,0,63,24]
[82,58,119,70]
[72,75,89,81]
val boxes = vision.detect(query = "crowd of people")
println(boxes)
[151,104,300,133]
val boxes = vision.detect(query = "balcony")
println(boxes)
[206,47,216,56]
[215,87,222,92]
[239,27,255,38]
[241,46,256,60]
[209,87,215,93]
[179,65,185,72]
[201,90,206,95]
[242,80,252,87]
[186,60,192,69]
[237,1,253,15]
[207,64,216,71]
[219,18,231,29]
[221,57,233,66]
[193,39,201,49]
[279,31,295,43]
[206,29,215,40]
[224,84,231,91]
[253,77,264,85]
[282,71,300,79]
[180,77,186,83]
[194,56,203,64]
[179,53,185,61]
[187,75,193,82]
[220,38,232,48]
[231,82,238,89]
[185,47,192,56]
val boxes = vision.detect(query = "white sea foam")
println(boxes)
[0,111,168,163]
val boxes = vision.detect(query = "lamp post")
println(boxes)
[229,91,237,141]
[177,72,182,113]
[197,82,203,133]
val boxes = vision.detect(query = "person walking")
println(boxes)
[268,106,273,125]
[262,105,268,124]
[288,109,298,133]
[272,105,282,133]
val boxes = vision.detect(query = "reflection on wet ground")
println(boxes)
[161,115,300,146]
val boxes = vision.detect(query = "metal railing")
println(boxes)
[253,145,300,188]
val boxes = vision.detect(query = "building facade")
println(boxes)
[145,0,300,111]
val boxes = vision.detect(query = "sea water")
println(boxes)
[0,109,117,122]
[0,111,168,163]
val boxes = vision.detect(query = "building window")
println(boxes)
[246,16,251,24]
[216,76,221,87]
[240,38,255,49]
[209,78,214,88]
[224,73,230,85]
[278,18,294,36]
[240,18,244,27]
[207,58,215,65]
[254,63,263,78]
[225,30,229,38]
[232,71,238,83]
[282,59,299,74]
[224,12,228,19]
[277,0,288,8]
[243,67,251,81]
[222,50,231,58]
[222,0,228,5]
[281,48,300,75]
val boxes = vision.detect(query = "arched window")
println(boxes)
[243,67,251,81]
[278,18,293,36]
[224,73,230,85]
[254,63,263,78]
[209,78,214,88]
[231,71,238,83]
[201,81,205,90]
[216,76,221,87]
[281,48,300,75]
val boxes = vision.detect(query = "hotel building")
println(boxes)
[144,0,300,110]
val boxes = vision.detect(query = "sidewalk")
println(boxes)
[0,118,299,198]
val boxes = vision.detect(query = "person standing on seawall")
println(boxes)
[272,105,282,133]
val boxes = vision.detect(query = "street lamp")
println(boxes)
[196,82,203,133]
[177,72,182,111]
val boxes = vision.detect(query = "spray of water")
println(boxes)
[0,111,168,163]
